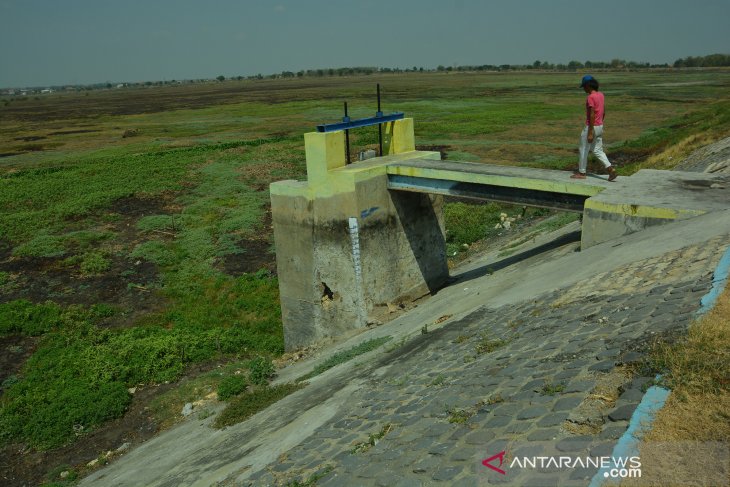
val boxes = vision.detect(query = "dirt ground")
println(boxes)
[220,208,277,276]
[0,77,385,125]
[0,195,170,325]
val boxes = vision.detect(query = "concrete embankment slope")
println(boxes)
[81,207,730,487]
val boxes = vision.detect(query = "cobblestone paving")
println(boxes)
[239,240,726,487]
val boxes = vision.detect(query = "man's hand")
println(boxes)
[587,129,595,143]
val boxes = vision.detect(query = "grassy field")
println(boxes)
[1,69,730,486]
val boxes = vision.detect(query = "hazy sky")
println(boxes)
[1,0,728,87]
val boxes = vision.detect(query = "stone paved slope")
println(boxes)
[240,240,724,487]
[81,212,730,487]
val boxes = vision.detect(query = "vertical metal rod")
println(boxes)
[377,84,383,156]
[344,101,350,164]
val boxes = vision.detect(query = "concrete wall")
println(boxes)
[271,119,448,351]
[580,169,726,249]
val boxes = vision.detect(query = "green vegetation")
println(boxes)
[0,138,282,243]
[248,356,275,386]
[444,202,505,254]
[213,383,304,429]
[40,464,79,487]
[217,375,248,401]
[79,252,112,275]
[297,336,392,382]
[444,201,565,259]
[0,272,280,449]
[147,361,249,429]
[0,299,63,336]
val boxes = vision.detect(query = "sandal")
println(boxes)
[570,172,587,179]
[607,167,618,182]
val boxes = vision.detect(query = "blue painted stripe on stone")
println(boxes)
[698,245,730,315]
[588,386,670,487]
[590,244,730,487]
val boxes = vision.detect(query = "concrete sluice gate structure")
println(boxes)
[270,118,730,351]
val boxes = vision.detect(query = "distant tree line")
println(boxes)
[673,53,730,68]
[239,53,729,80]
[4,54,728,93]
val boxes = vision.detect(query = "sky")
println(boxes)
[1,0,729,88]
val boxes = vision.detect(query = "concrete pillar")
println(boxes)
[270,119,448,351]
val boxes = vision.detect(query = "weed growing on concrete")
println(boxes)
[213,383,304,429]
[540,381,566,396]
[475,334,508,354]
[285,465,334,486]
[350,423,393,454]
[507,318,524,330]
[453,334,471,344]
[297,336,392,382]
[486,393,505,405]
[384,336,408,353]
[430,374,446,386]
[447,408,474,424]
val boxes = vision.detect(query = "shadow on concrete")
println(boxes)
[391,192,450,294]
[451,230,582,286]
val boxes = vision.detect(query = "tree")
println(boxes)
[216,75,225,82]
[567,60,584,70]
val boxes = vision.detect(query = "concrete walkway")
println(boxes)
[81,210,730,487]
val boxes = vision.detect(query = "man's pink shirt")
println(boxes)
[585,91,604,126]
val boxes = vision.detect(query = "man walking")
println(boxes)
[571,75,617,181]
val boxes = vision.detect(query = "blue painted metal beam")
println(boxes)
[316,112,404,133]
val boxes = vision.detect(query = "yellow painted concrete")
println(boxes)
[269,179,313,199]
[385,164,605,197]
[270,151,441,199]
[304,131,346,186]
[584,199,707,220]
[383,118,415,155]
[274,118,427,200]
